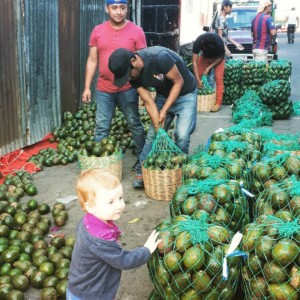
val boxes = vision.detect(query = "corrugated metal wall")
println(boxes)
[24,0,61,146]
[0,0,22,155]
[0,0,107,156]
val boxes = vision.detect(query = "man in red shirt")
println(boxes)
[251,0,276,62]
[81,0,146,185]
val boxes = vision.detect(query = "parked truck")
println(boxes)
[204,0,278,61]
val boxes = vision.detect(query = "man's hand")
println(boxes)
[82,88,91,104]
[236,44,244,51]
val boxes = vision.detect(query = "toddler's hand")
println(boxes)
[144,230,161,254]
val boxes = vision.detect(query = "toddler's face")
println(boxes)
[89,185,125,222]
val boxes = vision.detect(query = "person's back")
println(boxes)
[252,12,274,50]
[251,0,276,61]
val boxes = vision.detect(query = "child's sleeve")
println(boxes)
[91,241,151,271]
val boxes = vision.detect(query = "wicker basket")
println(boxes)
[142,165,182,201]
[197,92,216,112]
[77,151,122,180]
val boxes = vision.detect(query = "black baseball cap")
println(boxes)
[109,48,135,87]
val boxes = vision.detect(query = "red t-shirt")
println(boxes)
[89,20,146,93]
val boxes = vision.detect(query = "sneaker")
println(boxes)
[132,159,139,171]
[210,104,221,112]
[133,175,144,189]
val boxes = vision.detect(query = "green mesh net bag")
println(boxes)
[231,90,273,126]
[207,140,262,165]
[223,84,243,105]
[249,153,300,195]
[258,80,291,106]
[293,102,300,115]
[143,128,187,171]
[210,129,262,149]
[266,59,292,81]
[142,128,187,201]
[148,215,247,299]
[183,152,251,187]
[224,59,243,85]
[198,75,215,96]
[254,176,300,220]
[242,61,267,84]
[268,100,294,120]
[170,179,250,232]
[241,216,300,300]
[241,83,262,94]
[256,128,300,155]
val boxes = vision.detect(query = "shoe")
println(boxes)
[133,175,144,189]
[132,159,139,171]
[210,104,221,112]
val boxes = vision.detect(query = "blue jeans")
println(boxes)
[66,289,81,300]
[95,89,145,167]
[139,88,197,162]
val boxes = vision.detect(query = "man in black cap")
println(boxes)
[109,46,197,188]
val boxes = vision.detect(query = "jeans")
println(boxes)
[287,24,296,42]
[139,88,197,163]
[96,89,145,172]
[66,289,81,300]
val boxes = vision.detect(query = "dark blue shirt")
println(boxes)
[130,46,196,98]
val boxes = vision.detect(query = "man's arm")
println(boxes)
[137,87,160,129]
[192,53,202,88]
[82,46,98,104]
[159,64,184,126]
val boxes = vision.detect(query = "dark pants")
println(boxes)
[287,24,296,42]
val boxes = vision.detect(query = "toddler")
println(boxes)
[67,169,160,299]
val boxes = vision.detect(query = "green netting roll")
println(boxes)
[241,216,300,300]
[169,179,249,232]
[147,215,243,300]
[231,90,273,126]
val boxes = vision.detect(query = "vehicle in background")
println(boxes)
[203,2,278,61]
